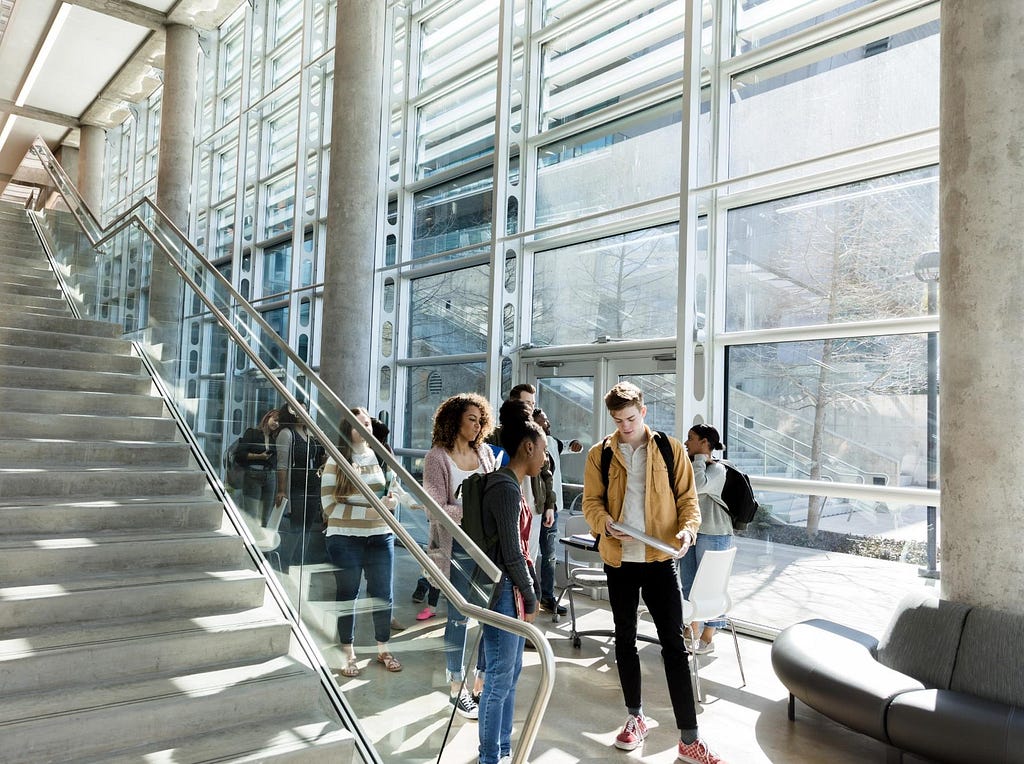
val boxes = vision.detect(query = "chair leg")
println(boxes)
[726,618,746,688]
[690,632,705,703]
[567,584,581,647]
[788,693,795,721]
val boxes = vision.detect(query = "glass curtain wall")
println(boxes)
[97,0,943,640]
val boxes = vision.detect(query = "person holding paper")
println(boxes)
[582,382,729,764]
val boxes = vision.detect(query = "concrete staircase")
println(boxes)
[0,203,356,763]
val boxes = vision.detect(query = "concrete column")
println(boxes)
[77,125,104,220]
[320,0,387,405]
[940,1,1024,612]
[152,24,199,351]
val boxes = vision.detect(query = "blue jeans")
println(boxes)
[444,543,487,682]
[538,511,558,602]
[478,577,524,764]
[326,533,395,644]
[678,533,733,630]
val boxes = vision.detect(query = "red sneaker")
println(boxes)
[614,714,648,751]
[678,738,727,763]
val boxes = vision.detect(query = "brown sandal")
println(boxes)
[377,651,402,672]
[336,657,360,678]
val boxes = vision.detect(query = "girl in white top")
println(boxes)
[321,407,402,677]
[680,424,734,654]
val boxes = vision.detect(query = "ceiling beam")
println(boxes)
[61,0,167,32]
[0,98,79,128]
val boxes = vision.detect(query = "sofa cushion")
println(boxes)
[875,592,970,689]
[887,689,1024,764]
[771,619,924,742]
[949,605,1024,707]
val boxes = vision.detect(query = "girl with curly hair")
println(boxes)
[423,392,496,719]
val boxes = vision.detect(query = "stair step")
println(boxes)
[0,342,141,373]
[0,301,69,317]
[0,465,209,498]
[0,261,56,282]
[95,716,356,764]
[0,294,69,313]
[0,656,325,764]
[0,567,267,630]
[0,325,132,355]
[0,281,59,299]
[0,528,249,583]
[0,437,191,467]
[0,386,165,417]
[1,411,176,441]
[0,363,152,394]
[0,604,292,695]
[0,310,120,338]
[0,496,224,534]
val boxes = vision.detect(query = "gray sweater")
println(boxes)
[692,454,734,536]
[482,467,540,614]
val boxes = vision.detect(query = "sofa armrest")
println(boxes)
[772,619,925,743]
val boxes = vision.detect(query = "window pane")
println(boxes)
[412,169,492,259]
[263,241,292,296]
[536,101,681,226]
[725,166,939,332]
[263,174,295,239]
[419,0,498,91]
[729,19,939,176]
[726,334,934,488]
[213,204,235,260]
[415,72,497,179]
[267,107,299,174]
[404,362,487,449]
[259,305,290,370]
[408,265,491,357]
[532,224,678,346]
[733,0,876,54]
[535,375,594,487]
[540,0,684,130]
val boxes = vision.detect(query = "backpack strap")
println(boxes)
[599,437,613,489]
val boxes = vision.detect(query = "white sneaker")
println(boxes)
[497,756,513,764]
[695,639,715,655]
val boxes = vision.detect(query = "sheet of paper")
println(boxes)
[608,521,680,557]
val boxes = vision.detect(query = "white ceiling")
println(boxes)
[0,0,242,193]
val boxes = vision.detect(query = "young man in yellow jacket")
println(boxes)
[582,382,728,764]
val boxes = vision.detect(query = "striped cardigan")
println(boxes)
[320,448,391,536]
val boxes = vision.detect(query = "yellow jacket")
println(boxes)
[582,426,700,567]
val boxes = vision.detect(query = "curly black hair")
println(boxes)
[431,393,494,450]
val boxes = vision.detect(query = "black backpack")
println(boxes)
[720,461,759,531]
[224,437,245,489]
[599,430,676,496]
[455,469,518,559]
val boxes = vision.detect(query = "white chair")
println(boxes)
[243,497,287,570]
[681,546,746,702]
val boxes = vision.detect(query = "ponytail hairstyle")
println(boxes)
[689,423,724,452]
[333,407,370,499]
[498,398,545,458]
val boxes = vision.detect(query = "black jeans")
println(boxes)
[604,558,697,731]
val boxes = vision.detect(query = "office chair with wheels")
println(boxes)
[681,545,746,702]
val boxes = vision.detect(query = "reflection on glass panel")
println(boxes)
[536,375,594,488]
[415,72,497,178]
[731,494,939,633]
[725,166,938,332]
[404,362,487,450]
[616,372,675,434]
[729,20,939,176]
[412,168,492,258]
[213,204,235,260]
[259,305,290,370]
[726,334,932,488]
[263,174,295,239]
[262,241,292,296]
[733,0,875,54]
[540,0,684,130]
[536,101,681,226]
[418,0,498,91]
[532,224,678,346]
[408,265,490,357]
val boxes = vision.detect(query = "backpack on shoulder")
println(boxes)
[224,437,246,490]
[455,470,518,559]
[599,430,676,495]
[720,461,759,531]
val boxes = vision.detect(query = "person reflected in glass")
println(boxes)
[477,399,543,764]
[274,401,327,571]
[321,407,402,677]
[239,408,279,526]
[680,424,734,655]
[423,393,497,720]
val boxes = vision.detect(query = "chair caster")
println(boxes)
[572,634,581,649]
[552,613,560,623]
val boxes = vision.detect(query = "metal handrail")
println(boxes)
[27,136,555,763]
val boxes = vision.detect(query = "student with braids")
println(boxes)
[476,398,543,764]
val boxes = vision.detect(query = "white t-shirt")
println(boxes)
[617,440,648,563]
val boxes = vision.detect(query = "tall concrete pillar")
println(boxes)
[77,125,104,220]
[940,0,1024,612]
[320,0,387,405]
[152,24,199,351]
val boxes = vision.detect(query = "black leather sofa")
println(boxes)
[771,593,1024,763]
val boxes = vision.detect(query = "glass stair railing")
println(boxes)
[22,136,554,764]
